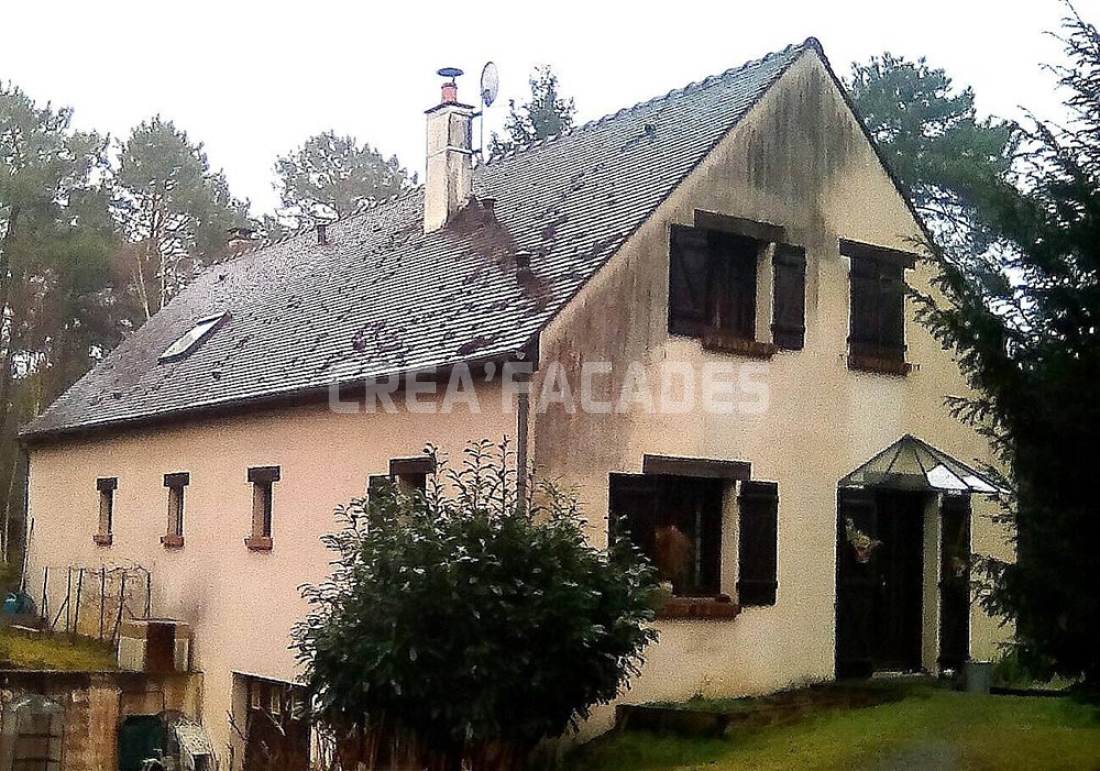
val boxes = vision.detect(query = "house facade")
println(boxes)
[21,38,1011,766]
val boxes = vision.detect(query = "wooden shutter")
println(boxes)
[772,244,806,350]
[737,481,778,606]
[668,225,710,336]
[850,256,906,361]
[849,256,879,357]
[878,262,906,361]
[836,487,877,678]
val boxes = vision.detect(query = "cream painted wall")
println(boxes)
[25,385,515,762]
[24,48,1016,756]
[530,50,1014,732]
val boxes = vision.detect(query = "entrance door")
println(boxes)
[873,491,925,670]
[836,489,925,677]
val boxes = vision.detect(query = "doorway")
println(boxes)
[836,488,926,677]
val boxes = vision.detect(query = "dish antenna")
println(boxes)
[474,62,500,157]
[480,61,499,108]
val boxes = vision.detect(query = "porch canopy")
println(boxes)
[838,434,1000,494]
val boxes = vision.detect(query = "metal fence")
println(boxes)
[38,565,152,641]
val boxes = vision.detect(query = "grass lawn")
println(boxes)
[570,687,1100,771]
[0,626,117,671]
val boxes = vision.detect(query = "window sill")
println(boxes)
[847,354,912,376]
[701,333,778,359]
[655,596,742,621]
[244,535,273,552]
[161,534,185,549]
[92,534,113,547]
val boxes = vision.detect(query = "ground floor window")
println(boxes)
[239,676,310,771]
[609,473,723,596]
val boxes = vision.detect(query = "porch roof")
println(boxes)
[838,434,1001,494]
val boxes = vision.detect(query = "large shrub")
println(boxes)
[293,442,657,770]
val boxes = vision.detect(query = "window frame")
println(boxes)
[842,239,915,374]
[94,477,117,546]
[162,472,189,548]
[246,466,280,551]
[609,472,728,599]
[158,312,229,363]
[669,224,763,344]
[388,456,434,493]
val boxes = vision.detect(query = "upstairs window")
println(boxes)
[159,313,227,362]
[669,219,806,359]
[843,239,914,373]
[162,472,189,548]
[94,477,116,546]
[669,225,759,342]
[246,466,280,551]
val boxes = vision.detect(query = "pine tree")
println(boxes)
[489,66,576,157]
[273,131,412,229]
[114,116,251,319]
[915,5,1100,689]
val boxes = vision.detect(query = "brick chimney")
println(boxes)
[424,67,474,233]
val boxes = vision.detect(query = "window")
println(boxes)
[162,472,189,548]
[669,225,760,342]
[159,312,227,362]
[389,457,434,492]
[843,239,913,373]
[772,245,807,350]
[245,466,280,551]
[94,477,116,546]
[240,676,311,771]
[610,473,724,597]
[2,695,64,771]
[737,481,779,606]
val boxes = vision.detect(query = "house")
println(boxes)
[20,37,1012,767]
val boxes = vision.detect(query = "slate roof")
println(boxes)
[23,39,818,439]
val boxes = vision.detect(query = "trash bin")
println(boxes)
[964,660,994,694]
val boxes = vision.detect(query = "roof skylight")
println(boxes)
[159,313,227,362]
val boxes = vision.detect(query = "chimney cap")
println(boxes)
[437,66,464,81]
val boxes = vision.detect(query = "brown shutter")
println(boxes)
[878,262,906,361]
[850,256,906,361]
[737,480,778,606]
[772,244,806,350]
[668,225,710,336]
[849,256,879,357]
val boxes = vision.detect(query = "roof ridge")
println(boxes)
[483,38,816,167]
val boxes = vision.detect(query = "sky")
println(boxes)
[1,0,1093,216]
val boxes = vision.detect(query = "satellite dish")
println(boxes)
[480,61,499,108]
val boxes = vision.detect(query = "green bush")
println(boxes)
[294,441,658,770]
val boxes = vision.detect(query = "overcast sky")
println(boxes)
[1,0,1092,216]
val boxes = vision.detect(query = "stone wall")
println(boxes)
[0,670,202,771]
